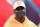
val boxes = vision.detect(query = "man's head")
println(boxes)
[13,1,26,19]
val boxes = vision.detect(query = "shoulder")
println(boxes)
[24,16,37,27]
[3,21,12,27]
[7,14,16,22]
[27,20,37,27]
[3,14,16,27]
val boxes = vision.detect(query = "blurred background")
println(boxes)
[0,0,40,27]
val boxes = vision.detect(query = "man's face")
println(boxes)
[13,6,26,19]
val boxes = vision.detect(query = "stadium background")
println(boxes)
[0,0,40,27]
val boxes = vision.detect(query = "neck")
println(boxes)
[15,16,25,23]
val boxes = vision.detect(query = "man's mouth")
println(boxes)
[16,11,25,19]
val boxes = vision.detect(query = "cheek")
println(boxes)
[23,9,26,12]
[13,10,18,14]
[21,11,26,14]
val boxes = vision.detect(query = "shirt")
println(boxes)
[3,14,37,27]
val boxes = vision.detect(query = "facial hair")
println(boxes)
[16,11,25,19]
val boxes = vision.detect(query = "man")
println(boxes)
[3,1,37,27]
